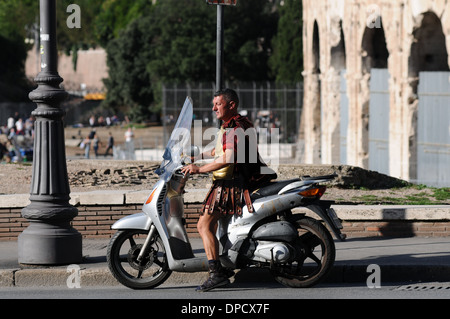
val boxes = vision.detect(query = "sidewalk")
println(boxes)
[1,236,450,287]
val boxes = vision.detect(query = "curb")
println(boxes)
[0,267,210,288]
[2,189,450,220]
[2,264,450,288]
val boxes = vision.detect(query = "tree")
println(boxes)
[56,0,104,70]
[0,0,38,101]
[102,0,278,121]
[0,35,30,102]
[269,0,303,83]
[146,0,277,82]
[94,0,154,48]
[0,0,104,96]
[222,0,278,81]
[102,16,157,122]
[145,1,217,83]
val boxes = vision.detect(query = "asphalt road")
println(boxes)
[2,281,450,300]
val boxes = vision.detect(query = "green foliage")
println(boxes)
[433,188,450,201]
[0,0,104,89]
[1,0,304,120]
[223,0,278,81]
[350,187,450,205]
[102,16,156,122]
[0,0,38,40]
[56,0,104,69]
[94,0,154,48]
[102,0,279,120]
[146,0,216,83]
[0,35,30,102]
[269,0,303,83]
[0,0,38,101]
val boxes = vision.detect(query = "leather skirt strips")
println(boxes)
[202,178,253,216]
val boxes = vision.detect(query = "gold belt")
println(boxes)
[212,164,234,181]
[213,126,235,180]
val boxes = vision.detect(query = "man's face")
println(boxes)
[212,95,235,122]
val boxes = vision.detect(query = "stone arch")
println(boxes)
[325,20,346,164]
[312,20,321,74]
[409,11,449,77]
[309,20,322,162]
[360,17,390,170]
[331,20,346,71]
[361,18,389,74]
[405,11,450,184]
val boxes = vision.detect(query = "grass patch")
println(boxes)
[433,188,450,201]
[350,187,450,205]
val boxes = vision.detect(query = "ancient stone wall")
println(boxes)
[26,46,108,93]
[301,0,450,183]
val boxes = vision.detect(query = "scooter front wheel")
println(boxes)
[107,229,171,289]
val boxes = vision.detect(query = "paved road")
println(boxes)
[2,236,450,288]
[1,281,450,299]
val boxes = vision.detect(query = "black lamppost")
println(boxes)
[18,0,82,265]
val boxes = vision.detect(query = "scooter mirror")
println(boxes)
[189,145,200,157]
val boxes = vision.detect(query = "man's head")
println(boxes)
[212,88,239,122]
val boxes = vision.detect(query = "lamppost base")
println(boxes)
[18,221,82,265]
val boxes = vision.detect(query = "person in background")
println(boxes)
[93,133,101,158]
[83,136,91,159]
[104,132,114,157]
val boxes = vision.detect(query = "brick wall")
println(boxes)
[341,221,450,238]
[0,203,203,241]
[2,204,450,241]
[0,208,25,241]
[74,205,141,238]
[184,203,202,237]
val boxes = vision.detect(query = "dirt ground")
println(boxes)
[1,158,448,205]
[1,125,448,205]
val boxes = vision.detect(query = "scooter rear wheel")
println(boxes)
[271,217,335,288]
[107,229,171,289]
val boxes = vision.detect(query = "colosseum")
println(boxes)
[301,0,450,187]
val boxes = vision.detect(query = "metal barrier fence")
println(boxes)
[161,82,303,146]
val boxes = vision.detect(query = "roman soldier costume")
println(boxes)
[202,114,277,216]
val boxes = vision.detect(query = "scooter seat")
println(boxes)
[251,179,301,200]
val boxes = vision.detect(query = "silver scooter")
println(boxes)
[106,97,345,289]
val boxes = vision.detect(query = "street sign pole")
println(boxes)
[206,0,237,92]
[216,4,224,91]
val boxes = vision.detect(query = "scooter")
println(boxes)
[106,97,345,289]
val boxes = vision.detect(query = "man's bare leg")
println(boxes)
[196,210,229,291]
[197,210,220,260]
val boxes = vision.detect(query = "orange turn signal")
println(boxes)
[298,186,326,198]
[145,188,158,204]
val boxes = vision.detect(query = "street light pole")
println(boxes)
[216,4,224,91]
[18,0,82,265]
[207,0,237,91]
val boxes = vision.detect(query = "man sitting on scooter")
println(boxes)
[181,88,276,292]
